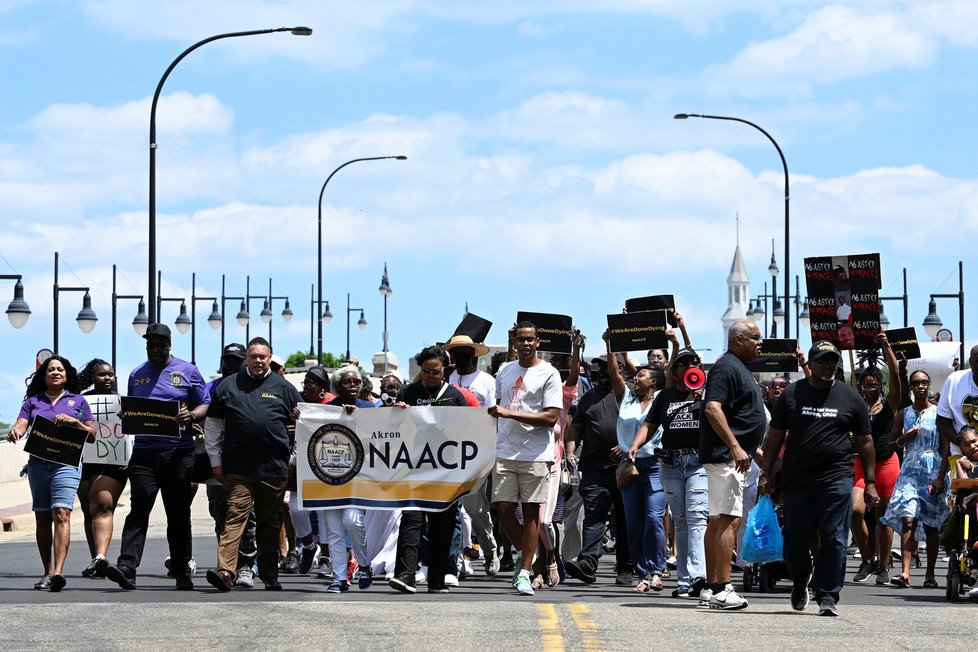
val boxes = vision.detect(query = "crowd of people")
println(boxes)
[6,316,978,617]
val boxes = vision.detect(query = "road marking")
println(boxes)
[537,603,564,651]
[569,603,604,651]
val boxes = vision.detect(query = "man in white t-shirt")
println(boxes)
[444,334,499,575]
[490,321,562,596]
[937,345,978,455]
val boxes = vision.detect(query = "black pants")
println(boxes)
[393,501,459,589]
[577,467,631,572]
[116,447,194,579]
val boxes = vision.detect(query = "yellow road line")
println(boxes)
[569,603,604,652]
[537,603,564,652]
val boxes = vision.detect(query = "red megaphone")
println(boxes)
[684,367,706,391]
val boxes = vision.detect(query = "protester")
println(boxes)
[490,321,562,596]
[761,340,876,617]
[635,348,706,598]
[881,370,948,588]
[850,332,903,585]
[698,320,765,610]
[7,356,96,592]
[389,346,469,594]
[105,323,209,591]
[603,329,666,593]
[936,345,978,459]
[76,358,126,579]
[204,337,301,592]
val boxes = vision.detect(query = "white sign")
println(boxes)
[82,394,132,467]
[296,404,496,512]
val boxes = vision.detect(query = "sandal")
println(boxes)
[923,576,939,588]
[890,574,910,588]
[34,574,52,591]
[634,578,654,593]
[547,563,560,588]
[649,574,664,591]
[531,575,546,590]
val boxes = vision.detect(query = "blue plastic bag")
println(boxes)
[740,496,784,564]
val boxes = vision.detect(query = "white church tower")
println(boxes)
[721,217,750,345]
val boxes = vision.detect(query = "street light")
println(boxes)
[148,26,313,323]
[316,155,407,361]
[922,261,965,364]
[879,267,909,329]
[220,274,247,353]
[189,272,223,366]
[1,274,31,329]
[111,264,148,370]
[263,277,292,349]
[345,292,367,362]
[52,251,98,354]
[155,271,188,343]
[379,262,392,373]
[675,113,791,337]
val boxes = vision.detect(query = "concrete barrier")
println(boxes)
[0,441,29,484]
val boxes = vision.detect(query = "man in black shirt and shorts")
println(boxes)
[760,340,876,617]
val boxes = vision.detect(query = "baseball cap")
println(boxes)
[222,343,246,359]
[809,340,841,362]
[270,354,285,369]
[143,323,171,341]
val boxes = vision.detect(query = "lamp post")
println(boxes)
[264,277,293,350]
[345,293,366,362]
[316,155,407,361]
[675,113,790,337]
[220,274,248,354]
[155,271,189,347]
[879,267,909,330]
[767,239,783,337]
[1,274,31,329]
[922,261,965,364]
[147,26,313,323]
[53,252,98,354]
[189,273,223,367]
[378,262,392,373]
[111,264,148,370]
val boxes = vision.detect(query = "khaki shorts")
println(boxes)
[491,458,551,504]
[704,461,746,517]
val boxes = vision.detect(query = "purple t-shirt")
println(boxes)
[128,357,208,451]
[18,391,94,426]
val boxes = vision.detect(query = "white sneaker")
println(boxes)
[234,566,255,588]
[444,574,459,587]
[316,558,333,579]
[697,588,714,607]
[709,583,748,610]
[967,585,978,599]
[416,566,428,585]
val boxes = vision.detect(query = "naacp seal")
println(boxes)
[307,423,364,486]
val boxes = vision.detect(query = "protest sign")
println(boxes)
[607,310,668,352]
[624,294,678,327]
[120,396,180,438]
[516,311,572,353]
[885,327,921,361]
[24,415,88,467]
[805,253,881,350]
[296,403,496,512]
[82,394,131,466]
[748,339,799,373]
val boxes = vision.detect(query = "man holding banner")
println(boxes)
[490,320,563,596]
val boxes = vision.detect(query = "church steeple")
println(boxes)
[721,214,750,344]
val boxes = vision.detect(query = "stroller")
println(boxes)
[742,459,791,593]
[944,478,978,602]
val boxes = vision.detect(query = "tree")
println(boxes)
[283,350,346,369]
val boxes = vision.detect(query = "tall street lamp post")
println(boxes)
[53,252,98,354]
[345,293,366,362]
[190,273,223,367]
[264,277,293,350]
[316,155,406,361]
[111,264,148,370]
[378,263,392,373]
[220,274,248,353]
[922,261,965,364]
[147,26,312,323]
[878,267,909,330]
[675,113,790,337]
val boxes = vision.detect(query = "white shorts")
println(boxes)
[704,461,746,517]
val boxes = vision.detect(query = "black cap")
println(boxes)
[143,323,171,341]
[222,343,246,359]
[809,340,841,362]
[305,365,330,388]
[674,347,701,365]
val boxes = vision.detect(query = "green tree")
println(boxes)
[283,350,346,369]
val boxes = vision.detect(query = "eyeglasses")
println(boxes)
[910,380,931,387]
[420,367,444,376]
[811,357,839,366]
[769,382,788,389]
[339,376,362,385]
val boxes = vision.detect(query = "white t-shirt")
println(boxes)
[450,369,496,408]
[837,304,851,321]
[494,360,563,462]
[937,369,978,455]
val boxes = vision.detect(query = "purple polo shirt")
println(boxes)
[18,391,94,426]
[128,356,208,452]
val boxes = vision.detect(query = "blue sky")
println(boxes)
[1,1,976,417]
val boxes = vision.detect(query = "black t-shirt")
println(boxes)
[207,370,301,478]
[869,401,895,460]
[572,387,619,471]
[648,387,701,450]
[399,381,467,407]
[698,352,766,464]
[770,379,872,492]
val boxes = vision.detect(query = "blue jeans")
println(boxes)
[620,456,667,577]
[659,453,708,587]
[782,477,853,604]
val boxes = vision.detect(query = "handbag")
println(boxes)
[616,458,639,489]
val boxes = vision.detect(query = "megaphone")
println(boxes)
[684,367,706,391]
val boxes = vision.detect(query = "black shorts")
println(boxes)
[80,463,128,485]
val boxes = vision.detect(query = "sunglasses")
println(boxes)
[910,380,931,386]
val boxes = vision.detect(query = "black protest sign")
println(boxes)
[120,396,181,438]
[748,339,799,373]
[516,311,573,353]
[886,327,921,360]
[624,295,677,327]
[607,311,668,353]
[453,312,492,344]
[24,415,88,467]
[805,253,882,351]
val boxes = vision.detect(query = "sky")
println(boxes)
[1,0,976,418]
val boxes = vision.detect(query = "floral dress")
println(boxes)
[882,406,949,530]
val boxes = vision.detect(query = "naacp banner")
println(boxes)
[296,404,496,512]
[82,394,132,466]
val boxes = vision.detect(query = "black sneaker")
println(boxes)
[175,575,194,591]
[791,583,810,611]
[499,554,515,573]
[875,567,890,586]
[818,597,839,617]
[688,577,708,598]
[49,574,67,593]
[672,585,691,598]
[389,573,417,594]
[852,559,875,583]
[105,565,136,590]
[282,550,300,575]
[615,570,634,586]
[299,544,317,575]
[564,559,597,584]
